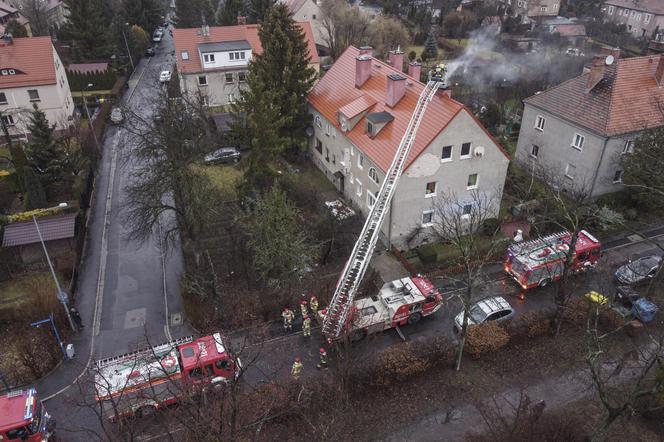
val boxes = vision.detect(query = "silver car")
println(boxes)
[614,255,662,285]
[110,107,123,124]
[454,296,515,332]
[204,147,241,164]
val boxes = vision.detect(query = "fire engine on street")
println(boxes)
[504,230,601,290]
[94,333,239,421]
[0,387,55,441]
[318,275,443,341]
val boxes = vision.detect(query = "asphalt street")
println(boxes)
[36,28,194,441]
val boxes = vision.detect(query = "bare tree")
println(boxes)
[320,0,370,59]
[431,189,507,371]
[18,0,51,36]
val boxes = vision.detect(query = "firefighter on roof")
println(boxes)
[291,357,303,379]
[317,347,328,369]
[430,63,448,82]
[309,295,319,316]
[300,298,308,317]
[302,315,312,337]
[282,307,294,332]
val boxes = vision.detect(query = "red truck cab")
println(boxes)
[178,333,238,384]
[0,387,55,441]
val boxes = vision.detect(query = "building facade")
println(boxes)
[0,36,74,141]
[281,0,325,46]
[308,47,510,249]
[497,0,560,19]
[173,23,319,107]
[602,0,664,39]
[515,53,664,197]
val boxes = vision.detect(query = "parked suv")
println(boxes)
[454,296,515,332]
[614,255,662,285]
[204,147,241,164]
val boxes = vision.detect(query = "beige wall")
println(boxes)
[603,4,664,38]
[309,106,510,249]
[290,0,325,46]
[181,70,249,107]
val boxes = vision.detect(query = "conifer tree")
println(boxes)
[25,106,59,183]
[122,0,163,34]
[62,0,113,61]
[423,31,438,60]
[175,0,216,28]
[218,0,245,26]
[23,166,47,210]
[248,0,275,23]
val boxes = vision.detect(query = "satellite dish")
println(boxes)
[605,55,615,65]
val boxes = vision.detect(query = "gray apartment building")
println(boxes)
[602,0,664,39]
[307,47,510,249]
[515,53,664,197]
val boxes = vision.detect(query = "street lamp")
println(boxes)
[81,83,100,153]
[121,22,135,72]
[32,202,76,331]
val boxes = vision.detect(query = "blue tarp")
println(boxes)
[632,298,658,323]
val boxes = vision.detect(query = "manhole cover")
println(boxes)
[170,312,183,326]
[124,308,146,329]
[627,234,644,242]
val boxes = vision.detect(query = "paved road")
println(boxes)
[37,28,193,441]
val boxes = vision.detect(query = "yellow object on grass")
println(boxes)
[585,291,608,305]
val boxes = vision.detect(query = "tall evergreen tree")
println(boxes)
[25,105,60,183]
[175,0,216,28]
[218,0,245,26]
[62,0,113,61]
[122,0,163,34]
[248,0,275,23]
[423,31,438,59]
[23,166,47,210]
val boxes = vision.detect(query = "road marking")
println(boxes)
[158,220,173,341]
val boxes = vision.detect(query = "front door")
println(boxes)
[338,174,344,194]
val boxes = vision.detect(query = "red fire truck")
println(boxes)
[94,333,239,421]
[0,387,55,441]
[318,276,443,341]
[504,230,601,290]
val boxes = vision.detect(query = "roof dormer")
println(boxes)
[366,111,394,138]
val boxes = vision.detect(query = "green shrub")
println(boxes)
[417,244,438,264]
[482,218,500,235]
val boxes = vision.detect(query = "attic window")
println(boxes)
[182,51,189,60]
[367,121,374,136]
[1,69,16,75]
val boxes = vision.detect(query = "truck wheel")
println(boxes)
[136,405,157,418]
[539,278,551,288]
[407,312,422,325]
[350,329,366,342]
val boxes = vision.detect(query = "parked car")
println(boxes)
[454,296,515,332]
[110,107,124,124]
[614,255,662,285]
[159,70,172,83]
[565,47,584,56]
[204,147,241,164]
[145,47,155,57]
[153,31,163,42]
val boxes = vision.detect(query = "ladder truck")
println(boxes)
[320,65,449,341]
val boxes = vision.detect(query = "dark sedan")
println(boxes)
[614,255,662,285]
[204,147,241,164]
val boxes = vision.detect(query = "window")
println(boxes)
[229,51,246,61]
[645,13,652,24]
[462,204,472,216]
[460,142,471,158]
[613,170,623,183]
[238,71,246,82]
[540,6,547,12]
[535,115,545,131]
[225,72,234,84]
[0,92,6,104]
[312,13,317,19]
[630,10,635,17]
[198,75,207,86]
[356,180,363,197]
[332,154,336,164]
[358,153,364,169]
[216,359,231,370]
[203,53,215,63]
[366,121,374,136]
[181,50,189,60]
[315,138,323,154]
[608,5,614,14]
[325,147,330,162]
[530,144,539,158]
[367,190,376,208]
[571,133,585,150]
[325,122,331,136]
[1,114,15,126]
[467,173,479,189]
[622,140,634,154]
[636,13,641,21]
[368,167,379,184]
[27,89,39,101]
[422,210,434,226]
[314,115,322,128]
[565,163,576,180]
[425,181,437,197]
[229,52,234,60]
[227,93,236,103]
[441,145,452,162]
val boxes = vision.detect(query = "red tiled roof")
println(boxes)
[604,0,664,15]
[0,36,56,89]
[68,62,109,75]
[308,46,508,172]
[338,94,377,119]
[552,24,586,37]
[173,23,319,75]
[2,213,77,247]
[524,55,664,136]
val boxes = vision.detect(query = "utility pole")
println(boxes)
[121,23,135,72]
[82,83,100,153]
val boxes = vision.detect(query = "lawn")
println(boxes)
[195,163,243,202]
[0,272,56,311]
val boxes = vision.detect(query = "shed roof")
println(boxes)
[2,213,77,247]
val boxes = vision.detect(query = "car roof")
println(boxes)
[476,296,511,314]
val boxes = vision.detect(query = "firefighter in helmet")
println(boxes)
[302,315,312,337]
[309,295,319,317]
[317,347,328,370]
[300,298,308,317]
[430,63,447,82]
[282,307,295,332]
[291,357,303,380]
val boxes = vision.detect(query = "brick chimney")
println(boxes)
[656,55,664,86]
[359,46,373,56]
[355,55,372,88]
[585,55,607,93]
[386,73,406,107]
[388,48,404,72]
[237,16,247,25]
[599,46,620,60]
[408,61,422,81]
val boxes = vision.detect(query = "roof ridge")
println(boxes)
[524,73,585,104]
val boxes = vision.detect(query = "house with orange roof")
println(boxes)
[307,46,510,248]
[172,23,319,108]
[0,35,74,141]
[515,53,664,197]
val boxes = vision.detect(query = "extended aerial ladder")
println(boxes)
[322,71,448,340]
